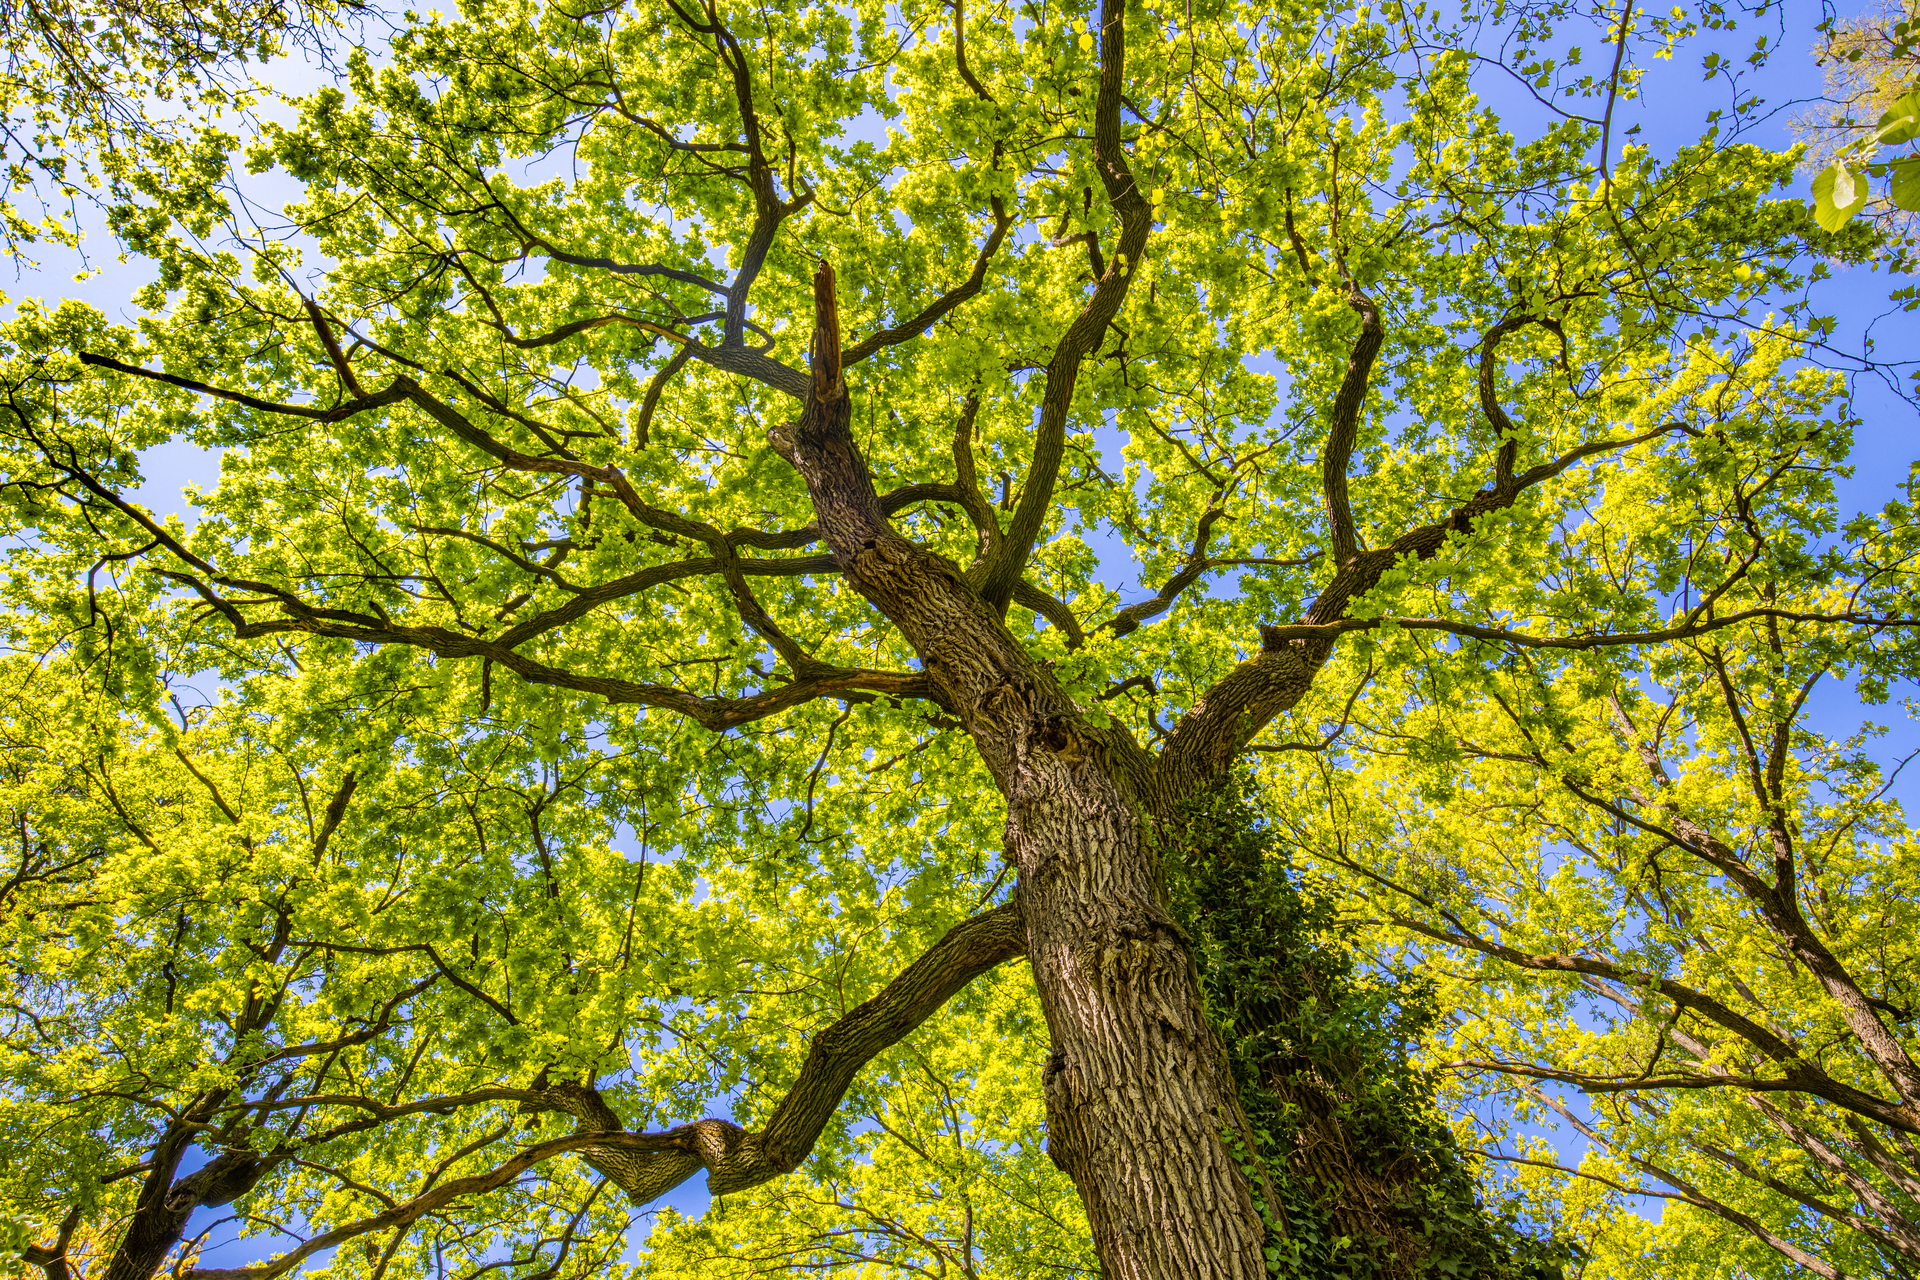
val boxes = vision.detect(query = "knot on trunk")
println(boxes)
[767,418,798,461]
[1033,716,1086,765]
[852,535,913,575]
[972,679,1035,732]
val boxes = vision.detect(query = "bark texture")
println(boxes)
[1169,784,1567,1280]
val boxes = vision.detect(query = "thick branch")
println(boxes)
[515,239,731,297]
[62,357,929,725]
[79,352,409,423]
[1091,506,1317,643]
[302,297,365,400]
[711,897,1026,1190]
[1320,290,1384,566]
[975,0,1150,612]
[680,339,810,399]
[1586,714,1920,1106]
[179,1131,626,1280]
[180,903,1027,1280]
[22,1207,81,1280]
[1451,1057,1832,1097]
[1253,606,1920,652]
[161,579,934,730]
[632,346,691,448]
[1101,505,1228,641]
[1478,314,1538,492]
[1013,578,1087,649]
[1514,1076,1849,1280]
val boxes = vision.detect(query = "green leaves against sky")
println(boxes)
[2,0,1918,1275]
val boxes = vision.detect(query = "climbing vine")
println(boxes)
[1164,781,1573,1280]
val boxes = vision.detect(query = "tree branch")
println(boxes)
[632,346,691,449]
[1477,314,1552,493]
[181,902,1027,1280]
[680,338,810,399]
[160,579,936,730]
[974,0,1150,612]
[842,199,1014,368]
[1321,289,1383,566]
[1012,578,1086,649]
[1156,420,1701,791]
[1091,505,1316,642]
[63,357,923,721]
[22,1206,81,1280]
[1577,704,1920,1105]
[79,352,410,423]
[1252,606,1920,652]
[1398,914,1920,1134]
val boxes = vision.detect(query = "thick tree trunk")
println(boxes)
[771,266,1269,1278]
[1014,753,1271,1277]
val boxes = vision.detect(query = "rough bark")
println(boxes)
[772,261,1269,1279]
[105,1140,265,1280]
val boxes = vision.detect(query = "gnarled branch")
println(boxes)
[181,901,1027,1280]
[974,0,1151,612]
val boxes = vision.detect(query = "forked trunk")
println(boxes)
[767,262,1541,1279]
[772,265,1272,1278]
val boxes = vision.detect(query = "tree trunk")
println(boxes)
[1015,753,1272,1277]
[771,265,1271,1278]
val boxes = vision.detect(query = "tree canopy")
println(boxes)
[2,0,1918,1275]
[0,0,351,260]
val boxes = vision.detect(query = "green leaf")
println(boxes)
[1876,89,1920,145]
[1894,156,1920,211]
[1813,162,1869,231]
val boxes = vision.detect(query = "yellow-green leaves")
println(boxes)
[1813,161,1871,230]
[1896,155,1920,211]
[1876,87,1920,144]
[3,0,1912,1275]
[1808,81,1919,228]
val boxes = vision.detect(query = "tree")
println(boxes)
[0,0,1909,1274]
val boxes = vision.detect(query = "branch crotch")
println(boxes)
[773,259,1269,1279]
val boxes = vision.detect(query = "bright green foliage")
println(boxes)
[1265,511,1920,1275]
[0,0,347,260]
[0,0,1913,1274]
[1810,81,1920,228]
[635,968,1093,1277]
[0,597,1084,1277]
[1801,4,1920,247]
